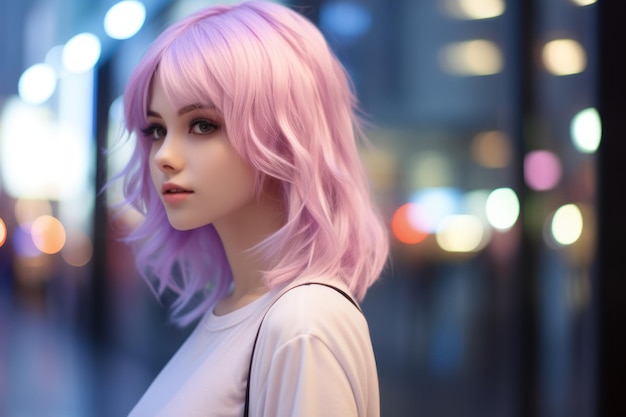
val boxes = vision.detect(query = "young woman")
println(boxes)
[114,1,389,415]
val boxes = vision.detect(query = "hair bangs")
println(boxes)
[156,33,228,116]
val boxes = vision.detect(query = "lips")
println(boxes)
[160,183,193,204]
[161,183,193,195]
[164,188,191,194]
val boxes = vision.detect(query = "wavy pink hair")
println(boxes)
[115,0,389,325]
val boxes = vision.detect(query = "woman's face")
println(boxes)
[146,77,257,231]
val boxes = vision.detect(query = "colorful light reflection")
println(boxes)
[542,39,586,76]
[444,0,506,19]
[471,130,512,168]
[62,32,101,73]
[319,1,372,39]
[31,215,66,255]
[551,204,583,245]
[436,214,485,252]
[392,203,429,244]
[0,218,6,247]
[524,150,562,191]
[485,188,520,230]
[440,39,503,76]
[104,0,147,40]
[571,107,601,153]
[410,188,463,233]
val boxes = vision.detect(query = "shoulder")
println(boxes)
[249,281,380,416]
[261,281,368,345]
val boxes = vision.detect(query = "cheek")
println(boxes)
[212,159,256,199]
[232,153,257,194]
[148,152,159,186]
[236,166,257,201]
[206,143,256,193]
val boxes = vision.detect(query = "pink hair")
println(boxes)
[116,0,389,325]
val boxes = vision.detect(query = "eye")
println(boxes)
[190,119,218,135]
[141,124,167,140]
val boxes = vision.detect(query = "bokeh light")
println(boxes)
[18,63,57,105]
[104,0,146,40]
[444,0,505,20]
[571,0,596,5]
[31,215,66,254]
[1,97,91,200]
[485,188,520,230]
[440,39,503,76]
[392,203,429,244]
[551,204,583,245]
[436,214,485,252]
[410,188,463,233]
[61,229,93,267]
[319,1,372,39]
[62,32,102,73]
[471,130,512,168]
[571,107,601,153]
[524,150,562,191]
[542,39,586,76]
[0,218,6,247]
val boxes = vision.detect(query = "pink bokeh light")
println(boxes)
[524,150,562,191]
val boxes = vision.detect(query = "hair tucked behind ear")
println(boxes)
[112,0,389,326]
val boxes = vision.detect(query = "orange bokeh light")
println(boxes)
[0,218,7,247]
[392,203,429,244]
[31,215,66,254]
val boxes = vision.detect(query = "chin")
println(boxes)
[166,216,204,231]
[169,223,197,231]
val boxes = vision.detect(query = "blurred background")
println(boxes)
[0,0,623,416]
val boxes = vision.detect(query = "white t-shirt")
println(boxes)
[128,281,380,417]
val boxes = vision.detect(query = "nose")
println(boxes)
[153,135,183,173]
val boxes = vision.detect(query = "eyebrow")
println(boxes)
[147,103,218,118]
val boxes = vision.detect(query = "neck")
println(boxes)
[213,191,284,314]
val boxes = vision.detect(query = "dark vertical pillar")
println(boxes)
[91,58,113,346]
[597,1,626,416]
[88,57,114,417]
[511,0,539,415]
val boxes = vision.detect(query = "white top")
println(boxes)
[128,281,380,417]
